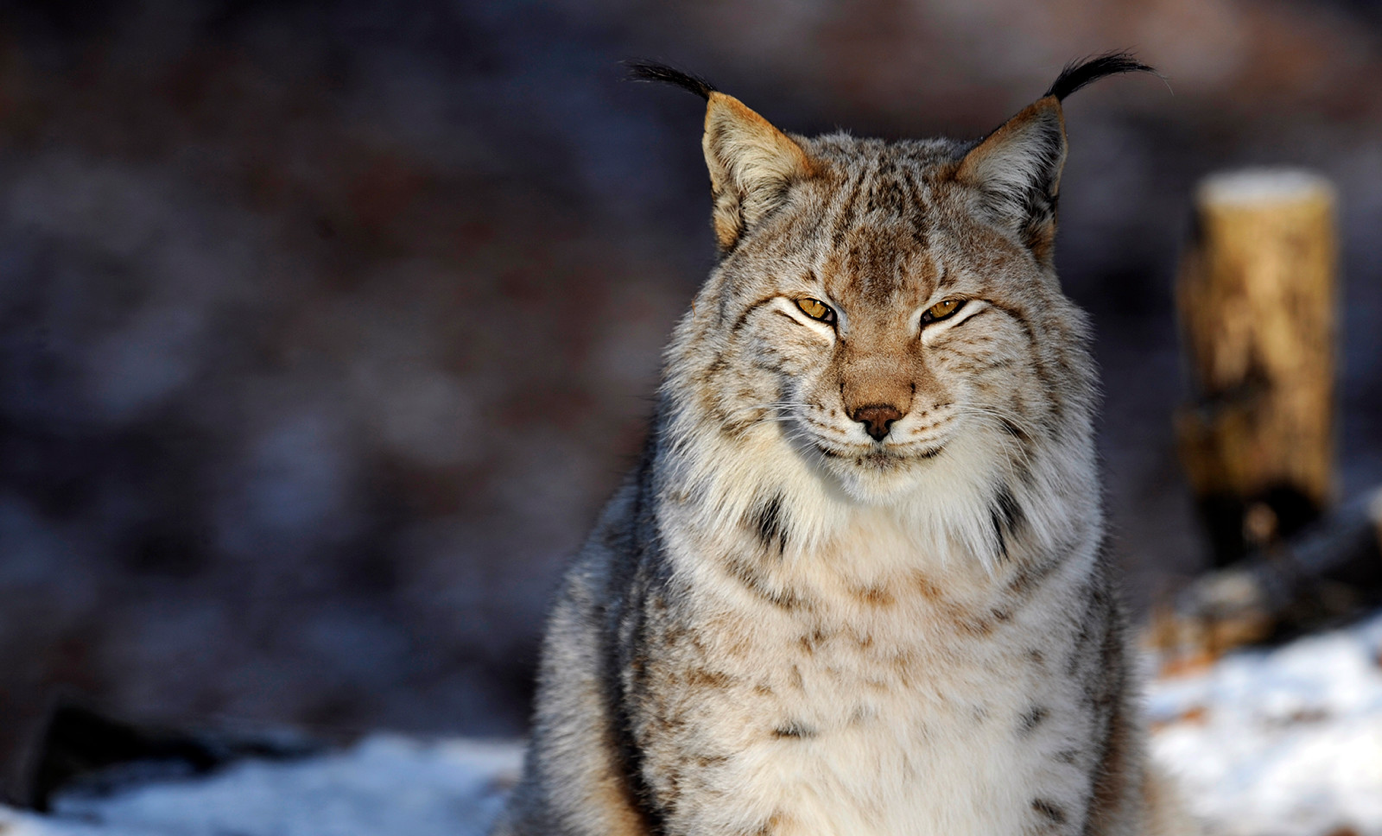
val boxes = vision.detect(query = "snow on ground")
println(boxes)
[2,612,1381,836]
[1148,610,1382,836]
[0,737,522,836]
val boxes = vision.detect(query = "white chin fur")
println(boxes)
[667,400,1051,571]
[823,450,936,505]
[806,421,984,508]
[823,430,1017,559]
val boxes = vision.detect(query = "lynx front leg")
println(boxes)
[496,555,654,836]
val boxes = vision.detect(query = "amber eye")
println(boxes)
[795,298,837,324]
[921,298,964,325]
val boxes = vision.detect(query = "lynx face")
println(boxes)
[631,61,1137,567]
[680,131,1095,507]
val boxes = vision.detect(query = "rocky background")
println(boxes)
[2,0,1381,805]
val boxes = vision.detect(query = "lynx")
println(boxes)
[494,54,1194,836]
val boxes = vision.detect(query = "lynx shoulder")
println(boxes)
[494,54,1197,836]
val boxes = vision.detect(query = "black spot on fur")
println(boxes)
[750,494,789,554]
[625,60,717,100]
[772,721,814,739]
[1031,798,1068,825]
[798,626,830,653]
[726,556,804,610]
[997,417,1036,467]
[989,482,1026,560]
[1018,705,1049,736]
[1044,51,1157,101]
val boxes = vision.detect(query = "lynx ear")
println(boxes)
[701,93,813,251]
[957,52,1157,264]
[955,97,1068,264]
[626,62,812,251]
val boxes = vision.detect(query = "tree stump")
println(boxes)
[1175,169,1338,567]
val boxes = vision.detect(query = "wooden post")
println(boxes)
[1175,169,1338,567]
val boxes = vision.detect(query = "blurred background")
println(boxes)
[1,0,1380,806]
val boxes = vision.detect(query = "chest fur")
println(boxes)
[630,541,1096,836]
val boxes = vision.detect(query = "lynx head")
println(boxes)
[636,56,1155,559]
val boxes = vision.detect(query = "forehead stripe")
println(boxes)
[829,163,868,249]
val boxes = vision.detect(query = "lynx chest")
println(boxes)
[634,549,1093,836]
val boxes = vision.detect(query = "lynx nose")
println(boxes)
[851,404,904,442]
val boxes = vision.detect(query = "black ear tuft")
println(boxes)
[1044,51,1157,101]
[625,60,717,101]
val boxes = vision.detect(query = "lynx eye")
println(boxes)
[921,298,964,325]
[795,298,836,324]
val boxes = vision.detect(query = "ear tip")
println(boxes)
[1007,96,1067,132]
[704,90,757,121]
[1045,51,1158,101]
[624,60,717,101]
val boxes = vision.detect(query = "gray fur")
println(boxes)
[495,58,1195,836]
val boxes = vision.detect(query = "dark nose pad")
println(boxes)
[851,404,904,441]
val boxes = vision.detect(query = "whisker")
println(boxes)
[951,406,1038,473]
[952,405,1042,440]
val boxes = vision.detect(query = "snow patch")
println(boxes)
[2,736,521,836]
[1149,611,1382,836]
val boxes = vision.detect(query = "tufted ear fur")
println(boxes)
[956,52,1157,265]
[955,97,1068,265]
[627,61,813,252]
[700,93,813,251]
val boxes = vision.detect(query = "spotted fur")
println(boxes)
[495,54,1196,836]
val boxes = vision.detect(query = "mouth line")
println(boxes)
[814,442,946,463]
